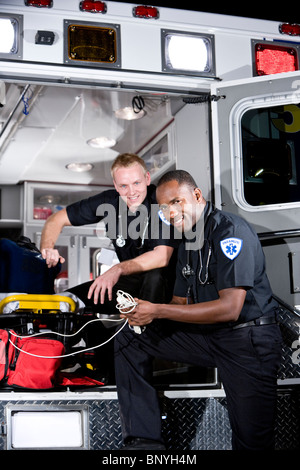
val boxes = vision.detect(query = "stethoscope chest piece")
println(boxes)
[182,264,195,278]
[116,235,126,247]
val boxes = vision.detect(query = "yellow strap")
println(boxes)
[0,294,76,314]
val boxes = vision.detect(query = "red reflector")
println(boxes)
[133,5,159,19]
[254,43,298,76]
[79,1,107,13]
[25,0,52,6]
[279,23,300,36]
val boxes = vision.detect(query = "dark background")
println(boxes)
[111,1,297,24]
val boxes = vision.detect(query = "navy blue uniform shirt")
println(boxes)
[66,184,180,262]
[174,202,278,325]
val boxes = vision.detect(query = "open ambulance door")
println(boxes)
[211,71,300,309]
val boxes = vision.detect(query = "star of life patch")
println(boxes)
[220,238,243,260]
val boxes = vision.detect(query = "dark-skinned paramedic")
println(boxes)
[115,169,282,451]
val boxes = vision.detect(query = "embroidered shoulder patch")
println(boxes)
[220,238,243,260]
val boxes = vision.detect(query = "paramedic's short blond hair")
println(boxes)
[111,153,148,179]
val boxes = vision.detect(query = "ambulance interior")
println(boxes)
[0,81,215,388]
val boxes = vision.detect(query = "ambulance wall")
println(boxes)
[174,101,212,200]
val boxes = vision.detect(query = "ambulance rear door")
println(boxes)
[211,71,300,307]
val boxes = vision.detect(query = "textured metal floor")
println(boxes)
[0,305,299,450]
[0,389,299,450]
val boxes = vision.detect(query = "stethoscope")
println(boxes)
[116,213,149,249]
[182,240,212,285]
[181,202,214,286]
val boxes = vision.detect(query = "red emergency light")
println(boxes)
[24,0,52,6]
[133,5,159,19]
[254,42,299,76]
[79,1,107,13]
[279,23,300,36]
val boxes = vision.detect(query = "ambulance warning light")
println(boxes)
[253,40,299,76]
[24,0,53,7]
[133,5,159,19]
[79,1,107,13]
[279,23,300,36]
[64,21,121,68]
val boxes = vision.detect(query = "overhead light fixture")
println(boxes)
[161,29,215,77]
[87,136,116,148]
[66,162,94,172]
[0,15,23,58]
[115,106,145,120]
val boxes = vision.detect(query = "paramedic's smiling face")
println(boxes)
[113,163,151,211]
[156,180,204,233]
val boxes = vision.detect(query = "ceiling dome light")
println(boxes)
[114,106,145,120]
[66,162,94,172]
[87,136,116,148]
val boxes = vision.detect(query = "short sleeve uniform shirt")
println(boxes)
[66,185,180,262]
[174,202,277,325]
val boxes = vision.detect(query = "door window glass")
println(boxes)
[242,104,300,206]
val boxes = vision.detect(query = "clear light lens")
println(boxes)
[0,18,16,53]
[11,411,83,449]
[165,34,210,72]
[87,136,116,148]
[66,163,94,172]
[114,106,145,120]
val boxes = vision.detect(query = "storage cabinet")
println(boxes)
[23,182,116,292]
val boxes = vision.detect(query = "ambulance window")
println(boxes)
[241,104,300,206]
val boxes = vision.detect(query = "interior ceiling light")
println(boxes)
[87,136,116,148]
[115,106,145,120]
[66,162,94,172]
[0,18,17,53]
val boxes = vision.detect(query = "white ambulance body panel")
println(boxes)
[0,0,299,451]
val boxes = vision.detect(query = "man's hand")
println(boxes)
[88,264,122,304]
[42,248,65,268]
[120,298,157,326]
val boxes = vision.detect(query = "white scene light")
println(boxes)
[0,18,16,53]
[165,34,210,72]
[11,411,83,449]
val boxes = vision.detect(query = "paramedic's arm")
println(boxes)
[88,244,174,304]
[40,208,72,267]
[122,287,247,325]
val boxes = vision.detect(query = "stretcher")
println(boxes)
[0,294,77,315]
